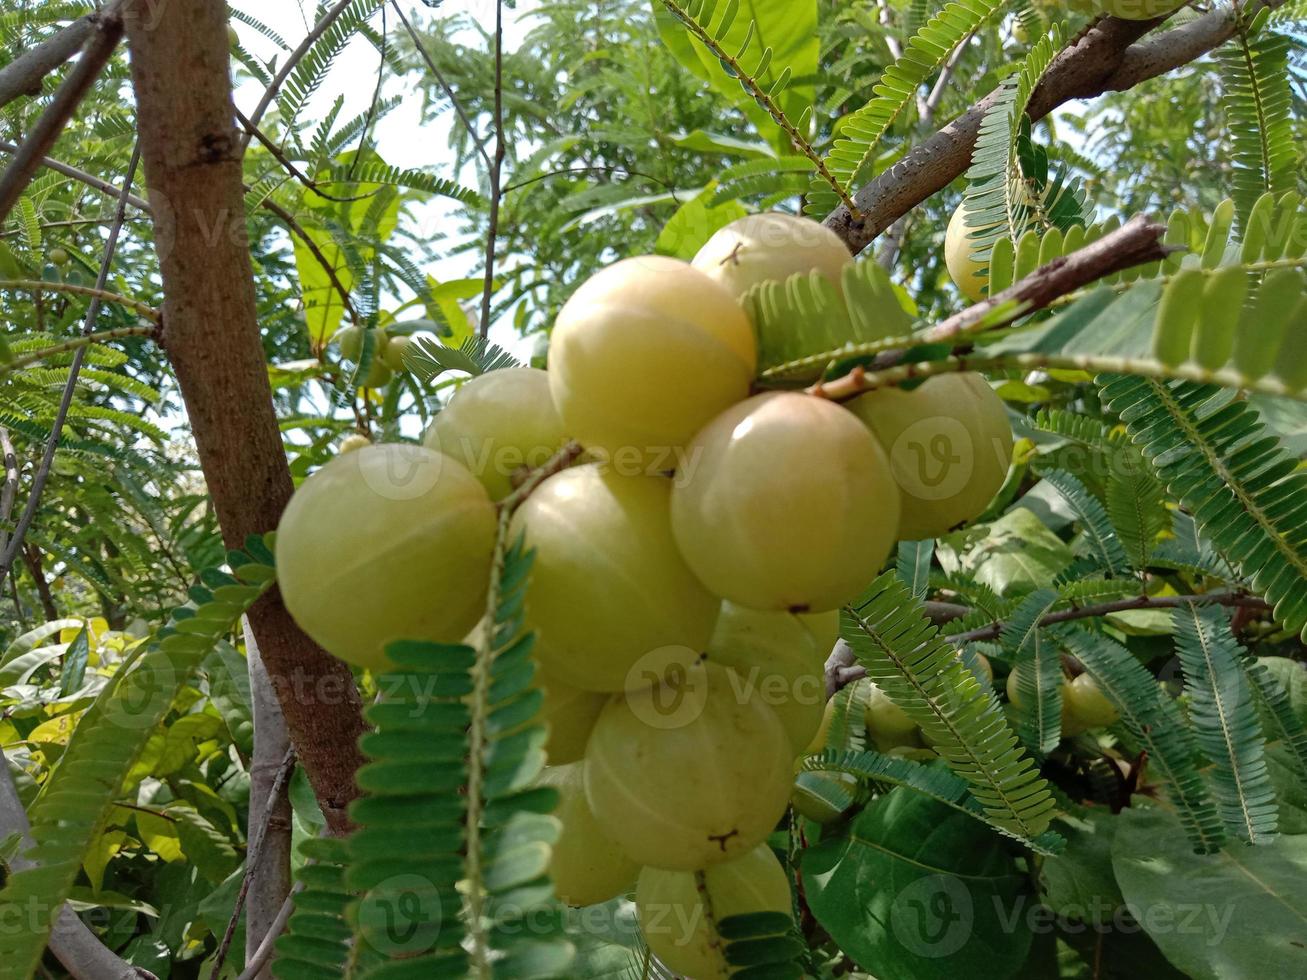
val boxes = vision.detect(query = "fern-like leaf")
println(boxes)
[275,838,354,978]
[1001,589,1062,757]
[809,0,1007,216]
[1099,376,1307,639]
[340,493,573,976]
[1216,20,1295,229]
[1058,627,1226,853]
[749,260,914,379]
[1040,469,1128,575]
[842,572,1057,844]
[658,0,856,213]
[0,538,276,976]
[803,748,1065,854]
[1172,603,1277,844]
[1240,653,1307,785]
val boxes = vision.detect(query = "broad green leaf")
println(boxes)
[1112,805,1307,980]
[655,183,748,259]
[946,507,1074,597]
[802,789,1034,980]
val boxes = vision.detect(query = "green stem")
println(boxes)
[0,279,158,320]
[1,324,156,376]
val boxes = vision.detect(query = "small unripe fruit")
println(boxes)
[380,335,412,371]
[540,763,639,907]
[864,681,918,748]
[848,373,1012,540]
[275,445,495,672]
[691,212,853,302]
[1064,673,1120,728]
[636,844,792,980]
[944,202,995,302]
[535,666,609,765]
[585,662,793,870]
[791,769,858,824]
[707,603,826,755]
[548,256,755,462]
[49,247,70,267]
[509,465,719,692]
[424,368,567,501]
[227,24,240,47]
[362,359,393,388]
[338,434,371,454]
[335,325,387,363]
[671,392,900,612]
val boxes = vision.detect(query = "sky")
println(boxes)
[228,1,539,359]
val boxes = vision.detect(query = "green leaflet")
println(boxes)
[1099,376,1307,639]
[0,536,276,978]
[1000,589,1062,758]
[1172,603,1277,844]
[842,572,1057,844]
[1216,21,1295,231]
[1057,627,1225,854]
[807,0,1008,217]
[285,516,574,978]
[750,259,914,380]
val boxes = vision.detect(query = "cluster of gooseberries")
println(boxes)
[276,211,1021,977]
[332,323,416,390]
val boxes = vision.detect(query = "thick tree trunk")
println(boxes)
[122,0,366,834]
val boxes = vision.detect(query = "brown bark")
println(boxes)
[824,4,1286,254]
[21,544,59,621]
[122,0,366,834]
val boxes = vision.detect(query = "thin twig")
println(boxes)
[808,215,1170,401]
[235,108,370,203]
[0,427,17,564]
[829,591,1271,692]
[242,0,361,141]
[0,280,158,320]
[390,0,492,170]
[0,142,151,211]
[234,888,300,980]
[208,748,298,980]
[479,0,506,339]
[258,196,360,332]
[0,140,140,586]
[0,4,124,224]
[0,323,157,377]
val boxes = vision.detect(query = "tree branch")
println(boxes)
[0,141,140,590]
[240,619,293,980]
[0,3,124,224]
[241,0,361,140]
[210,741,296,980]
[480,0,506,339]
[0,11,96,109]
[124,0,368,836]
[0,142,151,211]
[824,4,1287,253]
[829,591,1271,692]
[810,214,1170,401]
[0,756,158,979]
